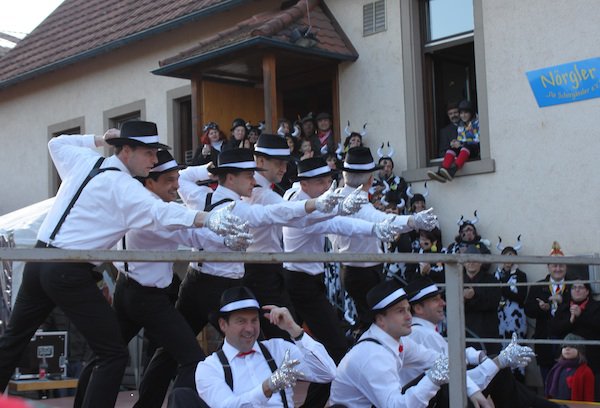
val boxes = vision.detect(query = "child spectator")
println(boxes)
[428,99,479,182]
[546,333,595,402]
[405,228,444,284]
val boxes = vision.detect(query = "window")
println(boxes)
[363,0,386,36]
[48,117,85,195]
[400,0,494,181]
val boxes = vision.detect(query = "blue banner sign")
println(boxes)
[526,57,600,107]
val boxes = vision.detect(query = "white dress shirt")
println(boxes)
[178,167,311,278]
[114,192,226,288]
[282,188,376,275]
[38,135,197,256]
[243,172,285,253]
[407,316,499,396]
[332,185,413,267]
[196,335,336,407]
[330,324,440,408]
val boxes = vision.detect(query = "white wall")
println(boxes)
[328,0,599,277]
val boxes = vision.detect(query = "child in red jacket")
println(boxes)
[546,333,595,401]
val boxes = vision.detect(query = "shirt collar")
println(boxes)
[214,185,242,201]
[222,339,262,361]
[362,324,403,352]
[108,155,132,176]
[254,172,270,189]
[550,278,565,285]
[411,316,437,332]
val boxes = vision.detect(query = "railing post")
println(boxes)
[445,262,467,407]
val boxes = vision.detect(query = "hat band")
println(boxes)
[297,166,331,178]
[151,160,178,173]
[373,288,407,310]
[220,298,260,313]
[344,161,376,171]
[219,160,257,169]
[409,284,439,303]
[128,135,160,143]
[254,146,291,156]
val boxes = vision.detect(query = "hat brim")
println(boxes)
[253,150,294,161]
[342,165,383,173]
[106,138,171,150]
[294,169,339,181]
[208,166,265,175]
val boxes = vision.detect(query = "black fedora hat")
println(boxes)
[149,150,185,175]
[367,279,407,312]
[106,120,171,149]
[253,134,293,160]
[343,147,382,173]
[405,278,443,304]
[208,148,264,175]
[294,157,338,181]
[219,286,260,315]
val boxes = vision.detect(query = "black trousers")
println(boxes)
[283,270,349,408]
[75,274,205,408]
[243,262,297,340]
[341,264,384,328]
[136,268,241,406]
[0,252,128,408]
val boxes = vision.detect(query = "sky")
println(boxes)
[0,0,64,45]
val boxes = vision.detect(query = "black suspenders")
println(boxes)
[216,343,289,408]
[48,157,120,246]
[203,192,234,212]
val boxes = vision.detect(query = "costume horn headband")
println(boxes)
[406,182,429,199]
[344,121,368,138]
[496,235,522,252]
[377,142,395,159]
[456,210,479,226]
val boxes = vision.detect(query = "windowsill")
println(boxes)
[402,157,495,183]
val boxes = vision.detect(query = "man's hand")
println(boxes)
[262,305,303,338]
[536,297,550,312]
[464,287,475,300]
[223,231,254,251]
[570,304,582,323]
[95,128,119,147]
[338,185,368,215]
[372,217,402,242]
[265,350,303,392]
[408,208,439,231]
[201,202,249,236]
[313,180,344,213]
[469,391,493,408]
[495,333,535,369]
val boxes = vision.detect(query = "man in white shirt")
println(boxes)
[143,147,356,404]
[283,157,405,407]
[0,121,244,408]
[406,278,557,408]
[242,133,302,340]
[330,279,450,408]
[195,286,336,407]
[332,147,438,334]
[75,150,253,408]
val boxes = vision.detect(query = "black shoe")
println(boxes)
[440,165,458,181]
[427,170,446,182]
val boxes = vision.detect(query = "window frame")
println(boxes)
[47,117,85,195]
[400,0,494,182]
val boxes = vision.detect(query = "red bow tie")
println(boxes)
[237,350,256,358]
[398,344,404,353]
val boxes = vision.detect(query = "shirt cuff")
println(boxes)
[248,383,270,405]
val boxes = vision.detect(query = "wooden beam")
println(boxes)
[190,75,204,152]
[262,54,278,133]
[331,66,341,143]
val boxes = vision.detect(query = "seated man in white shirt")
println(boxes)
[406,278,563,408]
[194,286,337,408]
[330,279,451,408]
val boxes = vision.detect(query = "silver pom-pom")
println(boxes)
[497,333,535,369]
[338,185,368,215]
[315,180,344,213]
[411,208,439,231]
[267,350,303,392]
[426,354,449,386]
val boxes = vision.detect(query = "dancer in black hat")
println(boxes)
[0,121,245,408]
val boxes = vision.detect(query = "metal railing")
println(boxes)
[1,247,599,407]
